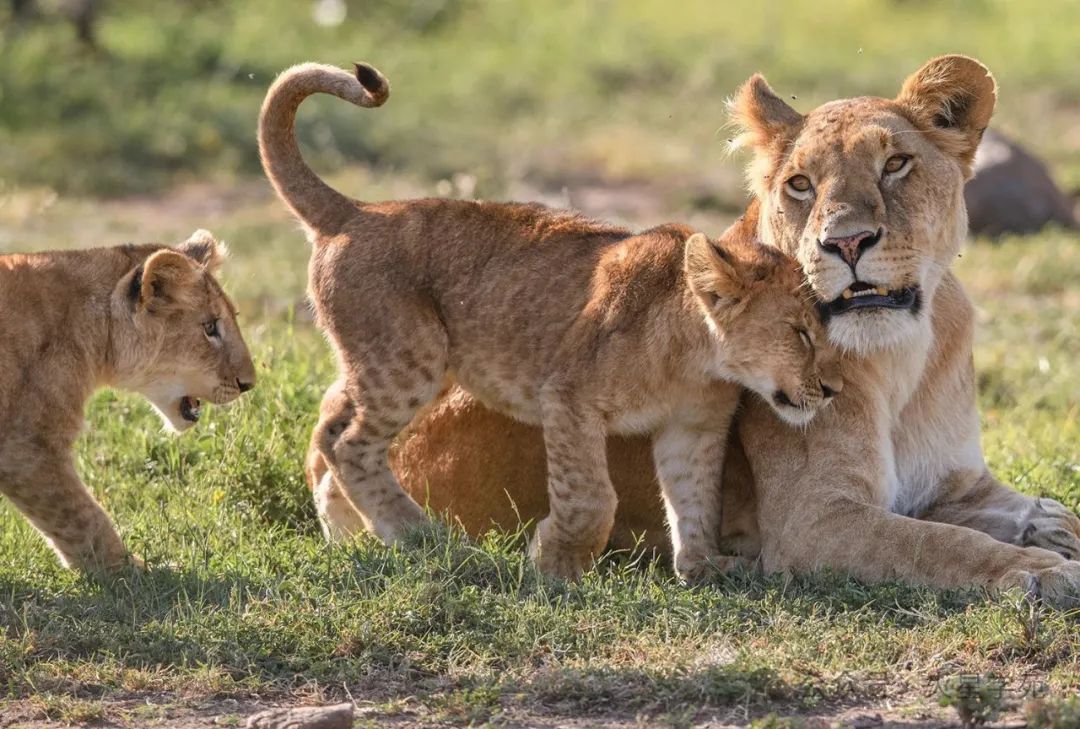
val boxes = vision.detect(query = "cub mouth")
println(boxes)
[820,282,921,317]
[179,396,202,423]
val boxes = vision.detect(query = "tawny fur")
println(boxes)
[259,62,841,580]
[0,231,256,571]
[323,55,1080,606]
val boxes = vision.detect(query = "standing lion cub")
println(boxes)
[0,231,256,571]
[259,61,841,580]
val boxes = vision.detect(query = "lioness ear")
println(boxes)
[684,233,745,311]
[137,249,200,313]
[896,55,996,175]
[176,228,227,272]
[730,74,804,152]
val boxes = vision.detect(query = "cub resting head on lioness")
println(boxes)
[0,231,256,571]
[311,55,1080,606]
[258,62,842,580]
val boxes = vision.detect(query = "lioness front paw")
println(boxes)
[1020,498,1080,560]
[529,520,597,581]
[1000,561,1080,610]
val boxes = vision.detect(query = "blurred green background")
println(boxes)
[3,0,1080,200]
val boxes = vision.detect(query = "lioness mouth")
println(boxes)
[821,283,920,317]
[180,396,202,423]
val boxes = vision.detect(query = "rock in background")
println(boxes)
[966,129,1078,237]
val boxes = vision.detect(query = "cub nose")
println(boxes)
[237,378,254,393]
[818,228,883,267]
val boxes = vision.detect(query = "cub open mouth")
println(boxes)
[180,396,202,423]
[820,282,920,317]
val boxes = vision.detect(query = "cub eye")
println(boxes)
[203,319,220,338]
[883,154,911,176]
[796,328,811,348]
[785,174,813,196]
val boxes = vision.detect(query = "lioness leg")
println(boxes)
[653,415,740,581]
[920,469,1080,560]
[742,393,1080,608]
[531,393,617,580]
[1,458,130,571]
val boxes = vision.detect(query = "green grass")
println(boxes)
[0,189,1078,724]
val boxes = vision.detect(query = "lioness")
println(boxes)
[0,230,256,571]
[337,56,1080,605]
[259,62,842,580]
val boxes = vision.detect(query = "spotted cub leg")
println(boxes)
[315,332,448,544]
[2,457,132,571]
[306,381,369,541]
[652,409,742,582]
[530,392,618,580]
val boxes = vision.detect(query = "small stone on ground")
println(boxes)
[245,703,354,729]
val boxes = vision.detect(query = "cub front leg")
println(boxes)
[1,457,132,571]
[532,394,617,581]
[653,406,742,582]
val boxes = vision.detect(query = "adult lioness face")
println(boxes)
[731,55,996,354]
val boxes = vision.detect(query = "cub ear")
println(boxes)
[729,73,804,153]
[896,55,996,174]
[137,249,201,313]
[684,233,745,311]
[176,228,227,272]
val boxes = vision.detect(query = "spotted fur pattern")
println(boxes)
[261,62,841,580]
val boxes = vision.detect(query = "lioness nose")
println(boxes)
[237,378,254,393]
[818,228,882,267]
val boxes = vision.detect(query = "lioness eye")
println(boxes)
[203,319,220,338]
[883,154,910,176]
[786,174,813,195]
[796,328,811,348]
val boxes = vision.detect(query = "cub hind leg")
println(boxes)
[306,379,368,541]
[315,315,449,545]
[531,388,618,580]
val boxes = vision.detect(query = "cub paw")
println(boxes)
[1020,498,1080,560]
[369,498,431,546]
[675,552,748,584]
[529,520,598,581]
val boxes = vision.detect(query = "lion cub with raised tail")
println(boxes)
[0,230,256,572]
[259,61,841,580]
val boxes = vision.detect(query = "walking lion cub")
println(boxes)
[0,231,256,571]
[260,62,841,580]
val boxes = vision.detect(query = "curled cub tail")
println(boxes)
[258,62,390,236]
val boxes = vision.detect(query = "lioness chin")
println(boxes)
[259,62,842,580]
[0,230,256,571]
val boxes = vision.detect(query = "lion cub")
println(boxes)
[0,230,256,572]
[259,61,841,580]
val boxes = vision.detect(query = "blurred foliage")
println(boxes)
[2,0,1080,196]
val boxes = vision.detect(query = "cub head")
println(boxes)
[685,227,842,427]
[111,230,257,432]
[731,55,996,354]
